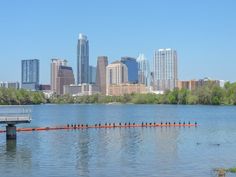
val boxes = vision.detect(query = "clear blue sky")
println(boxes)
[0,0,236,84]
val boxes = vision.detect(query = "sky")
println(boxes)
[0,0,236,84]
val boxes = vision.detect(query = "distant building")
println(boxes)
[219,80,227,88]
[77,33,89,84]
[178,80,196,90]
[106,61,128,95]
[150,72,154,89]
[21,59,39,91]
[63,84,99,96]
[107,83,147,96]
[89,66,96,84]
[178,78,225,90]
[96,56,108,95]
[39,84,51,91]
[51,59,67,93]
[0,82,20,89]
[197,77,220,88]
[56,65,75,95]
[51,59,74,95]
[137,54,150,87]
[153,48,178,91]
[121,57,138,83]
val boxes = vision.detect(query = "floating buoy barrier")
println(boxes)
[0,122,198,134]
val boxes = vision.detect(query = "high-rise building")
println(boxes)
[121,57,138,83]
[0,81,20,89]
[21,59,39,90]
[96,56,108,95]
[89,66,96,84]
[153,48,178,91]
[56,65,75,95]
[51,59,74,95]
[137,54,150,87]
[51,59,67,93]
[106,61,128,95]
[77,33,89,84]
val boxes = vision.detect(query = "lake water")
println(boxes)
[0,104,236,177]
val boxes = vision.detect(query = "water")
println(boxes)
[0,104,236,177]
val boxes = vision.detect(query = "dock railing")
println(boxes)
[0,107,31,124]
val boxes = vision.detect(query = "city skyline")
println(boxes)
[1,0,236,83]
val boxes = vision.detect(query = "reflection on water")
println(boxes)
[6,139,17,153]
[0,105,236,177]
[0,137,32,177]
[76,129,91,177]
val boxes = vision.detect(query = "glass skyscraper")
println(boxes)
[89,65,96,84]
[121,57,138,84]
[77,33,89,84]
[21,59,39,90]
[137,54,150,87]
[153,48,178,91]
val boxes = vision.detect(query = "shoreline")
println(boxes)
[0,102,235,106]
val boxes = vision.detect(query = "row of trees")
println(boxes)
[49,82,236,105]
[0,82,236,105]
[0,88,46,105]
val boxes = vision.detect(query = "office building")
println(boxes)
[51,59,67,93]
[107,83,146,96]
[63,84,99,96]
[39,84,51,91]
[77,33,89,84]
[21,59,39,91]
[89,66,96,84]
[121,57,138,83]
[153,48,178,91]
[137,54,150,87]
[178,78,225,90]
[106,61,128,95]
[56,65,75,95]
[51,59,74,95]
[0,82,20,89]
[96,56,108,95]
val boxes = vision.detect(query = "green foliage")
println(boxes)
[1,82,236,105]
[227,168,236,173]
[0,88,46,105]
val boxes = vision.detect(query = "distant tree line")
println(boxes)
[1,82,236,105]
[0,88,46,105]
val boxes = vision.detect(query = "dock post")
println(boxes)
[6,124,16,140]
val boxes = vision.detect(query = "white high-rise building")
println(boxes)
[106,61,128,95]
[153,48,178,91]
[137,54,150,87]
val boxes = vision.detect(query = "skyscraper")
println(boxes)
[89,66,96,84]
[77,33,89,84]
[121,57,138,83]
[51,59,67,93]
[137,54,150,87]
[153,48,178,91]
[21,59,39,90]
[106,61,128,95]
[96,56,108,95]
[51,59,75,95]
[56,65,75,95]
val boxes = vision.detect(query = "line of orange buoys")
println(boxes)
[0,122,198,133]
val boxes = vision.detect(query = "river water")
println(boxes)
[0,104,236,177]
